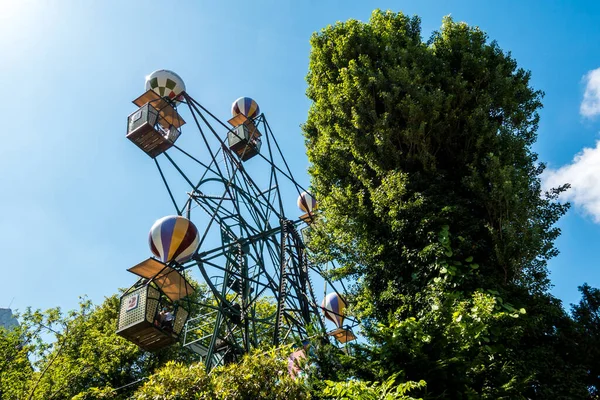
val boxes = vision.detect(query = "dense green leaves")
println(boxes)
[303,9,587,399]
[571,284,600,397]
[304,10,568,316]
[0,325,33,399]
[134,349,310,400]
[323,374,426,400]
[0,295,200,399]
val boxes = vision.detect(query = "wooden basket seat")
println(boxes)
[227,120,262,161]
[126,90,185,158]
[116,283,190,351]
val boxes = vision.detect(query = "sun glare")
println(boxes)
[0,0,27,20]
[0,0,53,61]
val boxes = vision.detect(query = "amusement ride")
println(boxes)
[115,70,358,370]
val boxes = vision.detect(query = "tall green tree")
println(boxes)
[0,323,33,399]
[571,284,600,397]
[303,10,582,398]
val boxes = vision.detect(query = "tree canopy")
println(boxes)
[0,295,200,400]
[304,10,567,316]
[303,9,592,399]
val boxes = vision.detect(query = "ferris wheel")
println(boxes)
[115,70,357,370]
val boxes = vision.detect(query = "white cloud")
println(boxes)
[581,68,600,118]
[542,140,600,223]
[544,140,600,222]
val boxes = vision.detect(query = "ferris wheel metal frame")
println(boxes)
[122,86,358,370]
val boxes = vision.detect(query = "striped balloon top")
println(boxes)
[149,215,199,264]
[231,97,260,119]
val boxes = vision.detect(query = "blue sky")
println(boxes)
[1,0,599,319]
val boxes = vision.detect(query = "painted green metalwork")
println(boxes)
[133,91,333,371]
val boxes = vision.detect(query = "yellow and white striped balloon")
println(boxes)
[149,215,199,264]
[231,97,260,119]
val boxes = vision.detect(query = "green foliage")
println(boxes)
[23,297,140,399]
[133,348,310,400]
[303,9,586,398]
[133,361,211,399]
[304,9,568,319]
[323,374,425,400]
[571,284,600,397]
[350,228,537,398]
[0,324,33,399]
[0,294,200,400]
